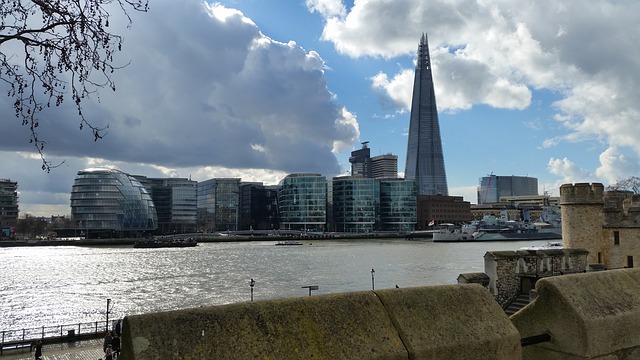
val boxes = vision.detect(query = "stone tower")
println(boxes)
[404,33,448,196]
[559,183,604,264]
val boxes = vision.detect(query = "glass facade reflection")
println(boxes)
[278,174,326,231]
[331,177,379,233]
[70,168,157,237]
[379,179,417,232]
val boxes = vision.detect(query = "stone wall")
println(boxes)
[119,268,640,359]
[512,268,640,359]
[483,248,589,307]
[119,284,521,360]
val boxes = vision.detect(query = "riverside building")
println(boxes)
[0,178,18,229]
[404,34,449,196]
[70,168,157,238]
[278,174,327,231]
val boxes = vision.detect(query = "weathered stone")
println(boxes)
[512,268,640,359]
[375,284,521,359]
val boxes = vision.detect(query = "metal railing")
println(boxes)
[1,320,107,345]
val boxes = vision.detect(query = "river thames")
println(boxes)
[0,238,548,331]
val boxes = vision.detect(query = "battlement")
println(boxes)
[559,183,604,205]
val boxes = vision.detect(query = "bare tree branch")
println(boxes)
[0,0,148,171]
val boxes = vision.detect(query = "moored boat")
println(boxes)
[133,238,198,248]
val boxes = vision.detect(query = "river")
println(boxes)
[0,238,548,331]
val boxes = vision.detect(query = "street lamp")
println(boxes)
[106,298,112,332]
[249,278,255,302]
[371,269,375,290]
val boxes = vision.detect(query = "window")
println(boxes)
[628,256,634,268]
[614,231,620,246]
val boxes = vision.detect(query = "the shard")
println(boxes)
[404,34,448,196]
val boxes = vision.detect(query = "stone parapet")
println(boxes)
[559,183,605,205]
[119,284,521,360]
[511,268,640,359]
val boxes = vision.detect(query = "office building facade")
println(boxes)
[331,177,379,233]
[0,179,18,229]
[477,175,538,204]
[404,34,448,196]
[371,154,398,179]
[239,183,279,231]
[278,174,326,231]
[379,179,417,232]
[349,142,372,178]
[71,168,157,238]
[141,177,198,234]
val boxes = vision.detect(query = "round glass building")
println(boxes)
[70,168,157,238]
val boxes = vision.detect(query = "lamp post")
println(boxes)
[106,298,111,332]
[250,278,255,302]
[371,269,375,290]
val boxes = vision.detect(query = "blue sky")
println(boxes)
[1,0,639,216]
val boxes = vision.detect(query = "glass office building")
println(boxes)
[379,179,417,232]
[278,174,326,231]
[70,168,157,238]
[331,177,379,233]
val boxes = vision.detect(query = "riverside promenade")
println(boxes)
[1,339,104,360]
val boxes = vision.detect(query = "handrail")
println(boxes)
[0,319,116,345]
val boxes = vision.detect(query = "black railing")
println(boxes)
[1,320,107,345]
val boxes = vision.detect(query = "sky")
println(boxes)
[1,0,639,217]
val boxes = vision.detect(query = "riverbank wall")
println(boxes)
[0,233,414,247]
[120,268,640,359]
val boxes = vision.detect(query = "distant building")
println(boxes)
[477,175,538,204]
[197,178,241,232]
[349,142,372,178]
[137,177,197,234]
[404,34,448,196]
[379,179,417,232]
[239,183,279,231]
[278,174,326,231]
[71,168,157,238]
[416,195,472,229]
[371,154,398,179]
[197,179,217,232]
[0,179,18,238]
[331,176,379,233]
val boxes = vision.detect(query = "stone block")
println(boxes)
[511,268,640,359]
[119,284,521,360]
[119,291,406,360]
[375,284,521,359]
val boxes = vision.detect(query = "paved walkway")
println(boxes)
[1,339,107,360]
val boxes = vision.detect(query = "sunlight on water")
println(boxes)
[0,239,547,330]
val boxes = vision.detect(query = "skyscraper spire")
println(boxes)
[404,34,449,196]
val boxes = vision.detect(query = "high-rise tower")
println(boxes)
[404,34,448,196]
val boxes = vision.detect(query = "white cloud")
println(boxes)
[547,157,593,184]
[305,0,346,18]
[595,147,640,184]
[312,0,640,183]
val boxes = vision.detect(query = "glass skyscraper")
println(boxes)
[404,34,448,196]
[70,168,157,237]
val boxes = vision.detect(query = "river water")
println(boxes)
[0,239,547,331]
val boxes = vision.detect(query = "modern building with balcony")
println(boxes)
[278,174,326,231]
[70,168,157,238]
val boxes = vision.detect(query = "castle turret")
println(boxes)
[560,183,604,264]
